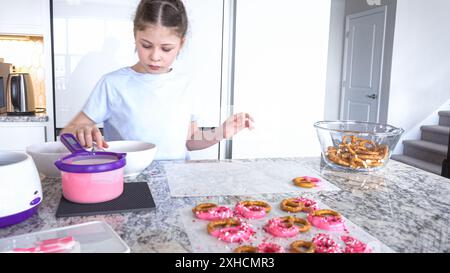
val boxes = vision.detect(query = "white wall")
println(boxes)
[232,0,331,159]
[388,0,450,144]
[324,0,345,120]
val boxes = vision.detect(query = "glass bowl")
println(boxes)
[314,121,404,172]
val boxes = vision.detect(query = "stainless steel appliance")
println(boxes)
[0,61,12,114]
[6,72,36,115]
[0,77,5,114]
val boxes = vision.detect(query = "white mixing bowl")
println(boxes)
[26,140,157,178]
[106,141,157,177]
[26,142,70,178]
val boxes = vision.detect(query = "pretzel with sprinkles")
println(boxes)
[264,216,311,238]
[207,218,255,243]
[292,176,321,188]
[307,209,345,231]
[192,203,234,220]
[234,200,272,219]
[280,197,318,213]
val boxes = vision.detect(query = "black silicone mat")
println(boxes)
[56,182,156,218]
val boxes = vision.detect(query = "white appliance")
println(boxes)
[0,151,43,228]
[52,0,224,160]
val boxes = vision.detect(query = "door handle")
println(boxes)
[366,94,377,99]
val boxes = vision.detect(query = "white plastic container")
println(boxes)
[0,221,130,253]
[0,151,42,228]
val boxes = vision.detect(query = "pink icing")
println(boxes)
[234,203,267,219]
[307,214,345,231]
[341,236,372,253]
[264,217,299,238]
[312,233,342,253]
[294,197,318,211]
[195,206,234,221]
[211,222,255,243]
[302,176,321,183]
[258,242,285,253]
[12,236,77,253]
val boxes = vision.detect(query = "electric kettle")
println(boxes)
[6,73,36,115]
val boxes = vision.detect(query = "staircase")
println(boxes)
[392,111,450,175]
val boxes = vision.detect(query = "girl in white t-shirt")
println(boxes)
[61,0,254,160]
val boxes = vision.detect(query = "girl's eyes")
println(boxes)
[142,44,173,52]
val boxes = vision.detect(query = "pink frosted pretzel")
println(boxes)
[341,236,372,253]
[307,209,345,231]
[312,233,342,253]
[234,200,271,219]
[257,242,285,253]
[192,203,234,221]
[292,176,321,188]
[264,216,311,238]
[280,197,319,213]
[207,218,255,243]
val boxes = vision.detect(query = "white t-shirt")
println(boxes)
[82,67,197,160]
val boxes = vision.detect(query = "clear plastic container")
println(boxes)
[0,221,130,253]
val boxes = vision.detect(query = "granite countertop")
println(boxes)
[0,157,449,253]
[0,113,49,122]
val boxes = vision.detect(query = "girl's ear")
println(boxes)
[179,37,186,49]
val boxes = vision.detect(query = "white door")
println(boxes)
[340,6,386,122]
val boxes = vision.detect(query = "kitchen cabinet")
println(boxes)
[0,124,46,151]
[0,0,48,35]
[0,0,55,143]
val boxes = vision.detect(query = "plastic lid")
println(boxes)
[55,133,126,173]
[0,221,130,253]
[55,152,126,173]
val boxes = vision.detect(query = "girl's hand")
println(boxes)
[222,112,255,139]
[60,124,109,149]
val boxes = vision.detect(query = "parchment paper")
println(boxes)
[179,198,395,253]
[164,160,340,197]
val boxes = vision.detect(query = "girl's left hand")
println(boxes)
[222,112,255,139]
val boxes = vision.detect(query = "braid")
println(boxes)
[134,0,188,37]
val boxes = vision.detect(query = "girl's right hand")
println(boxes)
[60,124,109,149]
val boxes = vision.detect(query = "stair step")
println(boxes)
[421,125,450,145]
[391,154,442,175]
[403,140,447,165]
[439,111,450,127]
